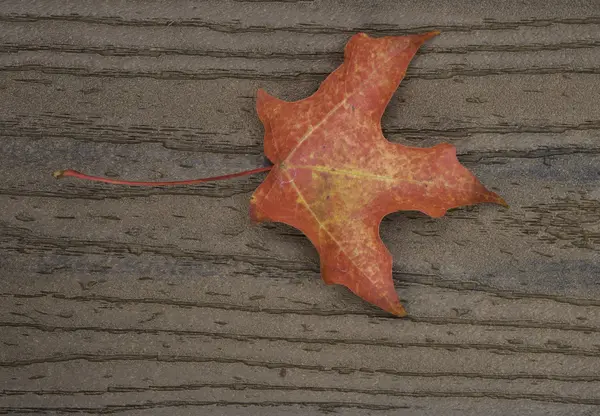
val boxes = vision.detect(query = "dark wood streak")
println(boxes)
[2,321,599,357]
[1,13,598,33]
[2,64,598,81]
[1,384,598,406]
[2,40,599,59]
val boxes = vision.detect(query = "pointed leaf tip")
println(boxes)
[496,195,509,208]
[407,31,440,48]
[377,296,407,317]
[423,30,441,39]
[414,30,440,43]
[390,303,407,317]
[486,190,508,208]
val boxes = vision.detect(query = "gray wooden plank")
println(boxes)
[1,151,598,297]
[1,0,599,414]
[1,73,599,155]
[1,0,598,34]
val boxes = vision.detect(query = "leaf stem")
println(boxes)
[52,166,272,186]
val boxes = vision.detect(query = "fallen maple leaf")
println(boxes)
[54,31,506,317]
[249,31,507,316]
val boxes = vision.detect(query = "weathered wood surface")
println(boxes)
[1,0,599,414]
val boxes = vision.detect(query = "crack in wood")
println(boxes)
[1,40,599,59]
[2,64,599,81]
[1,13,599,34]
[3,321,599,357]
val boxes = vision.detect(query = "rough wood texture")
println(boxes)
[1,1,599,414]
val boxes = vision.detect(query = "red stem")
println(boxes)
[53,166,272,186]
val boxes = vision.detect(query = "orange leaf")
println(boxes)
[250,32,507,316]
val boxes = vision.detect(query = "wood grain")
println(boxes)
[1,0,599,414]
